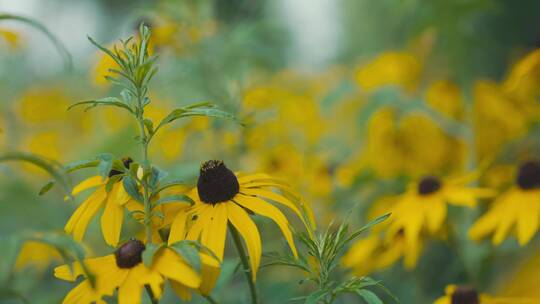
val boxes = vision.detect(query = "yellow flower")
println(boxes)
[434,284,535,304]
[385,174,493,265]
[425,80,464,120]
[16,87,71,124]
[54,239,201,304]
[498,246,540,299]
[342,232,420,275]
[15,241,61,271]
[503,48,540,99]
[363,108,466,178]
[0,28,21,48]
[469,161,540,246]
[473,81,535,160]
[65,157,136,246]
[168,160,306,295]
[355,52,421,93]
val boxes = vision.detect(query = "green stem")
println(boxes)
[203,295,220,304]
[229,224,260,304]
[136,91,153,245]
[145,285,159,304]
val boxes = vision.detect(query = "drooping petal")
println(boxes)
[168,207,188,245]
[62,280,104,304]
[227,202,262,280]
[424,199,447,234]
[117,271,143,304]
[186,204,212,242]
[170,281,193,301]
[234,194,297,257]
[100,195,125,246]
[240,188,303,221]
[516,199,540,246]
[72,176,105,196]
[197,204,228,295]
[153,248,201,289]
[65,187,107,241]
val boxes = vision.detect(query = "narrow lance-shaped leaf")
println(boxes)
[68,97,134,114]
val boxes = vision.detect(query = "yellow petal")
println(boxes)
[117,271,143,304]
[168,207,188,245]
[72,176,105,196]
[170,281,193,301]
[186,204,212,241]
[113,182,132,205]
[65,187,107,241]
[227,202,262,280]
[153,248,201,289]
[201,204,228,262]
[468,208,501,242]
[100,197,125,246]
[62,280,103,304]
[516,200,540,246]
[234,194,297,257]
[425,199,447,234]
[492,205,515,246]
[240,187,303,222]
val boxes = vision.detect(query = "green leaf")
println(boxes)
[154,194,193,206]
[356,289,383,304]
[155,180,186,194]
[0,235,22,284]
[143,119,154,135]
[64,158,100,173]
[170,241,201,272]
[38,180,55,195]
[0,152,71,195]
[346,213,391,243]
[148,167,167,190]
[155,104,243,133]
[68,97,134,113]
[170,240,220,266]
[305,288,330,304]
[142,243,164,268]
[122,175,143,202]
[97,154,114,178]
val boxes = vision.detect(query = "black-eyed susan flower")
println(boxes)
[65,157,135,247]
[434,284,535,304]
[385,174,493,265]
[469,161,540,246]
[342,230,421,275]
[54,239,201,304]
[168,160,305,295]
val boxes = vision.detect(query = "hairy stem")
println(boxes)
[229,224,260,304]
[136,89,153,245]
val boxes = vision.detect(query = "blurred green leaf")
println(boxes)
[38,180,55,196]
[170,241,201,272]
[356,289,382,304]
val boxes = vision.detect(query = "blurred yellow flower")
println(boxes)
[473,80,538,160]
[385,174,493,266]
[363,108,465,178]
[15,241,61,271]
[0,28,21,48]
[356,52,421,93]
[469,161,540,246]
[433,285,533,304]
[55,239,201,304]
[503,48,540,99]
[342,232,421,274]
[425,80,464,120]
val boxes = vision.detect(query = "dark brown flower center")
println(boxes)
[418,176,442,195]
[108,157,134,178]
[516,161,540,190]
[451,286,479,304]
[197,160,239,204]
[114,239,145,268]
